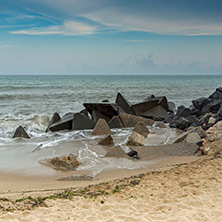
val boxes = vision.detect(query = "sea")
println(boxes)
[0,75,221,175]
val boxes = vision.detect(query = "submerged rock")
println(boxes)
[13,126,30,139]
[92,119,113,135]
[98,135,114,146]
[48,155,80,170]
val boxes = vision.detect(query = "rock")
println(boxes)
[108,116,123,128]
[169,126,205,144]
[201,121,222,155]
[199,113,213,125]
[201,99,222,115]
[217,104,222,117]
[46,112,61,132]
[72,113,95,130]
[102,99,110,102]
[92,119,113,135]
[49,113,74,132]
[176,117,190,130]
[133,121,150,138]
[209,87,222,100]
[176,105,191,118]
[92,110,110,123]
[98,135,114,146]
[208,117,216,125]
[202,123,214,131]
[127,150,138,158]
[185,132,203,146]
[192,97,211,110]
[83,103,119,119]
[119,113,154,128]
[80,109,89,118]
[105,146,129,158]
[126,131,146,146]
[131,99,159,115]
[13,126,30,139]
[168,101,176,113]
[141,105,169,120]
[155,122,167,128]
[186,115,200,126]
[115,92,134,115]
[48,155,80,170]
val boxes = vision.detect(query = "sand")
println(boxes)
[0,154,221,222]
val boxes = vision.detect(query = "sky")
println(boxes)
[0,0,222,75]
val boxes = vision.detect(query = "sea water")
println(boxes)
[0,75,221,175]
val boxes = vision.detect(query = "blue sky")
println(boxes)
[0,0,222,75]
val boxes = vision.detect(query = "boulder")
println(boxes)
[92,110,110,123]
[186,115,200,126]
[105,146,129,158]
[169,126,206,144]
[13,126,30,139]
[143,95,169,112]
[48,155,80,170]
[49,113,74,132]
[72,113,95,130]
[127,150,139,158]
[131,99,159,115]
[168,101,176,114]
[201,99,222,115]
[98,135,114,146]
[92,119,113,135]
[141,105,169,120]
[176,117,190,130]
[115,92,134,115]
[208,117,216,125]
[199,113,213,125]
[46,112,61,132]
[176,105,191,118]
[108,116,123,128]
[185,132,203,146]
[80,109,89,118]
[126,131,146,146]
[217,104,222,117]
[83,103,119,119]
[119,113,154,128]
[192,97,211,110]
[133,121,150,138]
[209,87,222,100]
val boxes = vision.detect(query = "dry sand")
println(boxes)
[0,154,221,222]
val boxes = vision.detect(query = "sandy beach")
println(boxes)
[0,153,221,222]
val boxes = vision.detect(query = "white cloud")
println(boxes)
[10,20,97,36]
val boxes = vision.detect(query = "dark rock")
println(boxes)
[131,99,159,115]
[127,150,139,158]
[98,135,114,146]
[201,99,222,115]
[83,103,119,119]
[199,113,213,125]
[143,95,169,112]
[13,126,30,139]
[72,113,95,130]
[186,115,200,126]
[141,105,169,120]
[176,105,191,118]
[119,113,154,127]
[108,116,123,128]
[217,104,222,117]
[102,99,110,102]
[176,117,190,130]
[202,123,214,131]
[115,92,134,115]
[168,101,176,113]
[46,112,61,132]
[209,87,222,100]
[192,97,211,110]
[92,110,110,123]
[49,113,74,132]
[80,109,89,118]
[133,121,150,138]
[48,155,80,170]
[215,116,222,124]
[169,116,179,128]
[92,119,113,135]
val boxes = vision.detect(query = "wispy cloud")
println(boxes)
[0,45,13,49]
[10,20,98,36]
